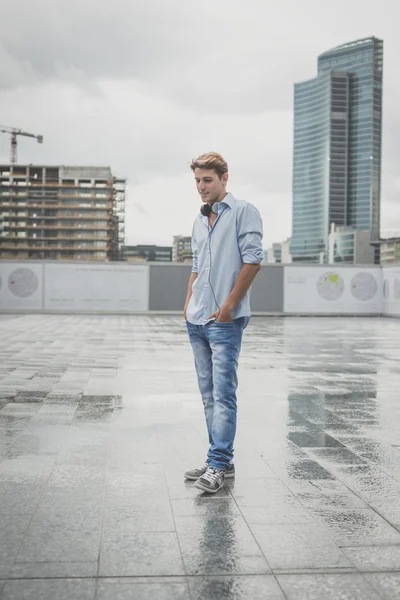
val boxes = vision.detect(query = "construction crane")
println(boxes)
[0,125,43,164]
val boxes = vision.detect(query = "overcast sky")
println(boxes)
[1,0,399,248]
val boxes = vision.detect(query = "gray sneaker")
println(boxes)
[194,467,225,493]
[184,463,208,481]
[184,463,235,480]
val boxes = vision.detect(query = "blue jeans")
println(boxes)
[186,317,247,471]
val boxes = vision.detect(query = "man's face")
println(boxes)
[194,168,228,204]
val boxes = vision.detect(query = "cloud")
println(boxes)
[132,202,149,217]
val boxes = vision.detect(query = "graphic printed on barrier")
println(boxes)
[8,268,39,298]
[0,263,43,309]
[317,272,345,301]
[350,271,378,301]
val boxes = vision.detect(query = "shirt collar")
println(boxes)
[219,192,236,209]
[199,192,236,223]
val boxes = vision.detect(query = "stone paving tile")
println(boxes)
[0,455,55,480]
[168,481,231,500]
[288,431,345,448]
[275,458,336,481]
[369,500,400,527]
[277,573,381,599]
[99,531,185,577]
[171,496,242,517]
[237,502,316,525]
[295,491,368,511]
[10,561,98,579]
[6,426,70,458]
[342,546,400,572]
[187,575,285,600]
[307,447,369,466]
[175,513,271,575]
[15,514,103,563]
[97,580,189,600]
[0,578,96,600]
[35,485,105,517]
[334,464,400,503]
[310,508,400,546]
[250,522,353,571]
[102,505,176,533]
[0,515,32,578]
[0,479,45,515]
[229,478,300,509]
[364,573,400,599]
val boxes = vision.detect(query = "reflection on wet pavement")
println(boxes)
[0,314,400,599]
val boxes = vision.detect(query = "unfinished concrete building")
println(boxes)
[0,165,126,261]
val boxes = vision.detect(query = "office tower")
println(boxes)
[291,37,383,263]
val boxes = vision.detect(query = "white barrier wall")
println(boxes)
[382,266,400,317]
[44,263,149,312]
[0,262,149,313]
[284,266,383,314]
[0,260,399,316]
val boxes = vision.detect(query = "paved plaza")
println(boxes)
[1,314,400,599]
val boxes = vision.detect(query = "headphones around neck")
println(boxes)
[200,202,219,217]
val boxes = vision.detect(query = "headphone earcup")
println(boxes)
[211,203,219,214]
[201,203,211,217]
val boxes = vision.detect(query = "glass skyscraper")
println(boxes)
[291,37,383,263]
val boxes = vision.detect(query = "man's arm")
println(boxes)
[207,264,261,322]
[207,202,263,322]
[184,227,198,320]
[184,272,198,320]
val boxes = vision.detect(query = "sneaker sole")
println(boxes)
[185,470,235,481]
[193,479,225,493]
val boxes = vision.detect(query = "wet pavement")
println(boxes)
[0,314,400,599]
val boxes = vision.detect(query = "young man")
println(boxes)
[184,152,263,493]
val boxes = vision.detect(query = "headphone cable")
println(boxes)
[208,222,220,320]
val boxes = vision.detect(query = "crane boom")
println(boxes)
[0,125,43,164]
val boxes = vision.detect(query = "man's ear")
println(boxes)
[222,173,229,186]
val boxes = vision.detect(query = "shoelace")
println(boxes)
[202,468,223,484]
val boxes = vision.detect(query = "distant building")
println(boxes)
[291,37,384,264]
[328,225,374,264]
[378,238,400,265]
[269,243,282,264]
[172,235,193,262]
[266,238,292,264]
[0,164,126,261]
[123,245,172,262]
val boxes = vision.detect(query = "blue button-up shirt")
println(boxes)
[186,192,263,326]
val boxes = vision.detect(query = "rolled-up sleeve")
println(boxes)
[237,203,264,264]
[191,228,198,273]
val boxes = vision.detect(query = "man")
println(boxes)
[184,152,263,493]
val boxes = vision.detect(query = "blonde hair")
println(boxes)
[190,152,228,179]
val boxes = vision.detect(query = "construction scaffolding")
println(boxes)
[0,164,126,261]
[113,177,126,261]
